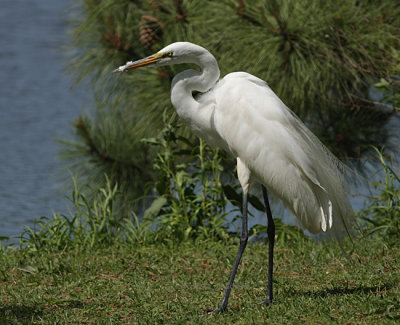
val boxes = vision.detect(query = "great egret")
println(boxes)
[114,42,355,313]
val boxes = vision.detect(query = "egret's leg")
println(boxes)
[215,191,248,312]
[262,185,275,304]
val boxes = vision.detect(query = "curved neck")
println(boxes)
[170,52,220,122]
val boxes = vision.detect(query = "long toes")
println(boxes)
[255,299,272,306]
[200,306,230,317]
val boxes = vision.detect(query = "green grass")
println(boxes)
[0,239,399,324]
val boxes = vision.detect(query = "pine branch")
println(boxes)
[74,117,152,177]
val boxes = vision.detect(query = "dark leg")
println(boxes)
[212,191,249,313]
[262,185,275,304]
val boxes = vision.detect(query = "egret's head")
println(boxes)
[113,42,208,73]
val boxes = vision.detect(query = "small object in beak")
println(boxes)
[113,55,160,73]
[113,64,129,73]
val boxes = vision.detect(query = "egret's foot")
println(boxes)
[209,307,226,315]
[200,306,231,317]
[256,299,273,307]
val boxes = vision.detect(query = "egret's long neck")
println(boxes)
[170,53,220,123]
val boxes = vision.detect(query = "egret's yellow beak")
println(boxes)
[113,53,162,73]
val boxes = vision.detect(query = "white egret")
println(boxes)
[113,42,355,313]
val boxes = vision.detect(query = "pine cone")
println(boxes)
[140,15,163,48]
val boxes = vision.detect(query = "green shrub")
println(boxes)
[358,148,400,246]
[141,114,232,242]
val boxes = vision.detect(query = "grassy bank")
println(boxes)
[0,238,399,324]
[1,149,398,324]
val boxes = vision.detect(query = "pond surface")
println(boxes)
[0,1,89,240]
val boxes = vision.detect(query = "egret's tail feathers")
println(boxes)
[319,199,333,232]
[313,184,333,232]
[320,207,327,232]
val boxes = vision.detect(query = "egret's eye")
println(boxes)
[154,51,173,60]
[162,51,173,58]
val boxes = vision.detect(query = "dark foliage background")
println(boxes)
[64,0,400,214]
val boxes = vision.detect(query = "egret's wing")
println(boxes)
[214,72,355,235]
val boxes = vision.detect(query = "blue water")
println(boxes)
[0,1,89,239]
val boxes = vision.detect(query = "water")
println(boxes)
[0,1,89,239]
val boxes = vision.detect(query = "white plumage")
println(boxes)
[114,41,355,312]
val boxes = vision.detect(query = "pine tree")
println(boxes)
[65,0,400,211]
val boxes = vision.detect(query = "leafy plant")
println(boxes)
[358,148,400,246]
[142,113,233,242]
